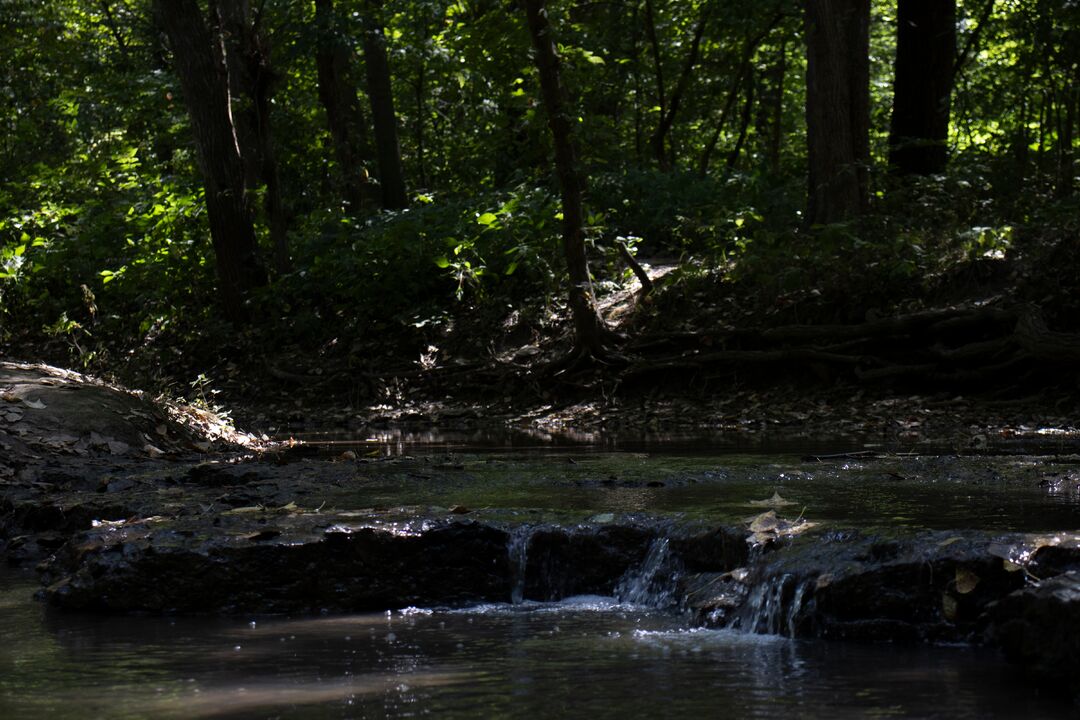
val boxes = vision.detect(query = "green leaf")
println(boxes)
[434,257,451,268]
[476,212,498,226]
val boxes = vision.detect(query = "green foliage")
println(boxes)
[0,0,1078,384]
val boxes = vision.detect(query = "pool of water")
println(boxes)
[0,569,1070,719]
[302,451,1080,533]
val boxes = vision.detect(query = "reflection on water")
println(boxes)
[285,425,1080,458]
[0,571,1070,719]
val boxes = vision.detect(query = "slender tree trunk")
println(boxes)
[524,0,612,358]
[1058,84,1076,197]
[215,0,291,273]
[314,0,375,213]
[648,5,710,169]
[725,66,755,172]
[413,12,430,188]
[152,0,265,322]
[768,36,788,175]
[362,0,408,210]
[888,0,956,175]
[804,0,870,226]
[97,0,130,66]
[631,1,644,162]
[643,0,666,124]
[698,14,781,176]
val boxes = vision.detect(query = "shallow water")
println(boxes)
[7,439,1080,717]
[0,570,1071,719]
[312,450,1080,533]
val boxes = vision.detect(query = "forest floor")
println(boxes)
[207,259,1080,454]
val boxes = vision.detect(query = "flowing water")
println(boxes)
[0,568,1071,719]
[5,439,1080,717]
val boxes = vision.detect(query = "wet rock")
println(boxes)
[670,526,749,573]
[724,531,1028,643]
[187,462,263,487]
[521,525,655,601]
[681,569,750,624]
[987,572,1080,695]
[42,514,512,613]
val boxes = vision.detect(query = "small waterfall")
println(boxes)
[731,572,813,637]
[507,525,534,604]
[615,537,680,609]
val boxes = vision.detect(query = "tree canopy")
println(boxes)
[1,0,1078,402]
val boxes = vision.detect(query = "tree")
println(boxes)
[523,0,616,361]
[151,0,266,322]
[646,2,711,169]
[216,0,291,272]
[361,0,408,210]
[888,0,957,175]
[804,0,870,226]
[314,0,376,214]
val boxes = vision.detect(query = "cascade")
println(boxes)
[506,525,535,604]
[615,536,681,609]
[730,572,814,637]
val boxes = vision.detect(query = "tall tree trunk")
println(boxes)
[314,0,375,213]
[767,36,788,175]
[413,12,430,189]
[725,66,755,173]
[631,1,644,162]
[524,0,612,358]
[1057,84,1076,197]
[643,0,666,156]
[804,0,870,226]
[215,0,291,273]
[888,0,956,175]
[362,0,408,210]
[152,0,265,322]
[648,5,710,169]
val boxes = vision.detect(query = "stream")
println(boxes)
[0,569,1071,719]
[3,436,1080,718]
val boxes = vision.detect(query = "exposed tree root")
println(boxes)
[619,302,1080,394]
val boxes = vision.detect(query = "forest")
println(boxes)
[2,0,1080,421]
[6,3,1080,715]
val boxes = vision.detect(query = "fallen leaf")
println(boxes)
[937,536,963,548]
[1003,559,1023,572]
[449,505,471,514]
[942,592,958,621]
[23,398,46,409]
[143,444,166,458]
[224,506,265,514]
[955,567,980,594]
[749,491,797,508]
[749,510,779,533]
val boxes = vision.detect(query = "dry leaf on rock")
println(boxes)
[955,567,980,594]
[143,444,166,458]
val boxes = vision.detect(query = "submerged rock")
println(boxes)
[987,571,1080,694]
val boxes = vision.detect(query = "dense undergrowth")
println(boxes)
[2,151,1077,410]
